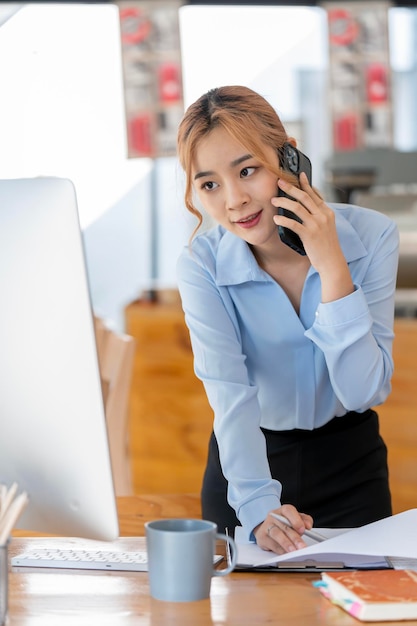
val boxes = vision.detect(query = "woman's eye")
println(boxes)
[241,166,256,178]
[202,181,218,191]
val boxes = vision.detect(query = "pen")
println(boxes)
[270,512,327,543]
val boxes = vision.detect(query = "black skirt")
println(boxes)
[201,408,392,534]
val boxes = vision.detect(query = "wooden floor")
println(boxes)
[126,299,417,516]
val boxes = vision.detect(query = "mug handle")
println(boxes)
[213,532,237,576]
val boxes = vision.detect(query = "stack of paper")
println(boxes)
[0,482,28,545]
[235,509,417,571]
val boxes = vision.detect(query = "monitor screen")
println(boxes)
[0,177,119,540]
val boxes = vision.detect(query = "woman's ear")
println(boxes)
[286,137,297,148]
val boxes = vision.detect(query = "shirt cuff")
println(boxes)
[238,494,282,542]
[309,284,370,328]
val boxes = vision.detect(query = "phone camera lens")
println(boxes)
[285,146,299,173]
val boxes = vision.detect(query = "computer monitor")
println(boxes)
[0,177,119,540]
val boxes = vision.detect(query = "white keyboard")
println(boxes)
[12,548,150,572]
[11,548,223,573]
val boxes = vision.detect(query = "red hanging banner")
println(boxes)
[322,1,393,152]
[118,1,184,158]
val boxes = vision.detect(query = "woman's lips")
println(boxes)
[235,210,262,229]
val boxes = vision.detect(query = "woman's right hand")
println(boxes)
[253,504,314,555]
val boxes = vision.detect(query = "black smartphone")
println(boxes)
[277,142,312,256]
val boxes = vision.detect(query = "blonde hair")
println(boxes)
[177,85,299,236]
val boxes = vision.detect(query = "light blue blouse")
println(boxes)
[176,203,399,538]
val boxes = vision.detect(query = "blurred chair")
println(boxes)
[94,316,136,496]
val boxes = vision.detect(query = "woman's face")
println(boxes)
[191,126,281,248]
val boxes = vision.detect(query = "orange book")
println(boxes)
[317,569,417,622]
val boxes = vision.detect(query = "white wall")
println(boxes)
[0,4,416,330]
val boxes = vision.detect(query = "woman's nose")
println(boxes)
[225,182,250,210]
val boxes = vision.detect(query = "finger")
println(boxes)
[266,520,307,552]
[300,513,314,530]
[256,521,298,554]
[299,170,312,189]
[276,178,319,211]
[272,197,311,228]
[279,505,312,535]
[263,525,287,555]
[273,210,304,232]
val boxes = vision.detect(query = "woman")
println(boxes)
[176,85,399,555]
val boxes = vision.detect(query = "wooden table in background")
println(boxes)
[125,296,213,495]
[378,318,417,514]
[8,495,417,625]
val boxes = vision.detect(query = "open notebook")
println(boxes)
[234,509,417,571]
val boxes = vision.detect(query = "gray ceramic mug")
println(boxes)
[145,518,237,602]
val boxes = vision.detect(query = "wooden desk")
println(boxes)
[8,495,417,625]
